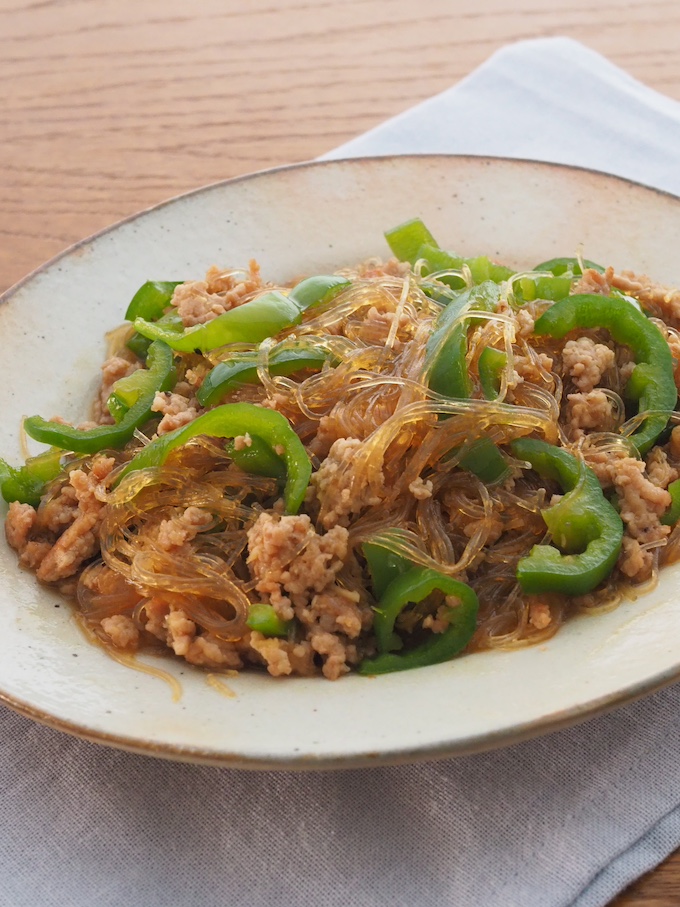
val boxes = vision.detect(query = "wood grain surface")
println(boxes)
[2,1,680,902]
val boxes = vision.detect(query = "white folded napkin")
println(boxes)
[323,36,680,197]
[2,37,680,907]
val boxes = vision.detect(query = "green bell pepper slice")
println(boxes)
[126,332,153,361]
[197,343,331,407]
[510,438,623,595]
[661,478,680,526]
[421,282,510,485]
[441,436,511,485]
[362,540,411,600]
[425,280,501,398]
[23,341,177,455]
[125,280,184,321]
[115,402,311,514]
[456,437,511,485]
[124,281,183,361]
[533,294,677,455]
[225,435,286,479]
[127,312,184,361]
[514,274,573,303]
[533,257,604,277]
[133,275,350,354]
[417,243,514,287]
[384,218,438,264]
[135,290,301,353]
[246,603,293,637]
[359,567,479,675]
[515,253,605,302]
[478,346,506,401]
[384,218,513,286]
[0,447,64,506]
[107,360,175,423]
[286,275,350,311]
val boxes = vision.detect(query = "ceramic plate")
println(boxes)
[2,155,680,769]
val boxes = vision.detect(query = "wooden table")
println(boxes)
[1,1,679,902]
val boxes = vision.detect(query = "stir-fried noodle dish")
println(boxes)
[4,218,680,680]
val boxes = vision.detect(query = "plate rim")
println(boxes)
[2,153,678,307]
[2,654,680,770]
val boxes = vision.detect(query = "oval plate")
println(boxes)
[2,155,680,769]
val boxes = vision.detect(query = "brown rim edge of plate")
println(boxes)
[2,658,679,771]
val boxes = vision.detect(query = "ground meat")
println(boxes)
[528,602,552,630]
[100,614,139,649]
[35,513,100,583]
[71,455,116,506]
[6,461,109,580]
[561,337,615,392]
[571,266,613,296]
[297,586,372,639]
[566,390,615,437]
[258,392,290,412]
[171,260,263,327]
[184,633,244,668]
[665,329,680,363]
[311,437,385,529]
[409,476,433,500]
[92,355,140,425]
[610,457,671,580]
[233,433,252,451]
[32,456,116,583]
[462,512,504,546]
[356,257,411,279]
[165,608,200,657]
[580,447,618,487]
[353,305,412,347]
[36,484,79,534]
[513,351,554,384]
[515,308,535,337]
[248,633,294,676]
[309,627,358,680]
[248,632,315,678]
[157,506,213,551]
[618,537,650,579]
[422,604,452,634]
[171,284,226,327]
[646,448,678,489]
[671,426,680,460]
[307,413,346,459]
[246,512,349,620]
[144,599,243,668]
[244,514,368,678]
[19,541,54,570]
[184,367,206,389]
[151,391,199,435]
[579,449,672,581]
[613,458,671,538]
[611,270,680,325]
[5,502,37,552]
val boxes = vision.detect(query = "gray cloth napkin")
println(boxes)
[3,37,680,907]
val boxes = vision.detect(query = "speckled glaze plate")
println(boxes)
[2,155,680,769]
